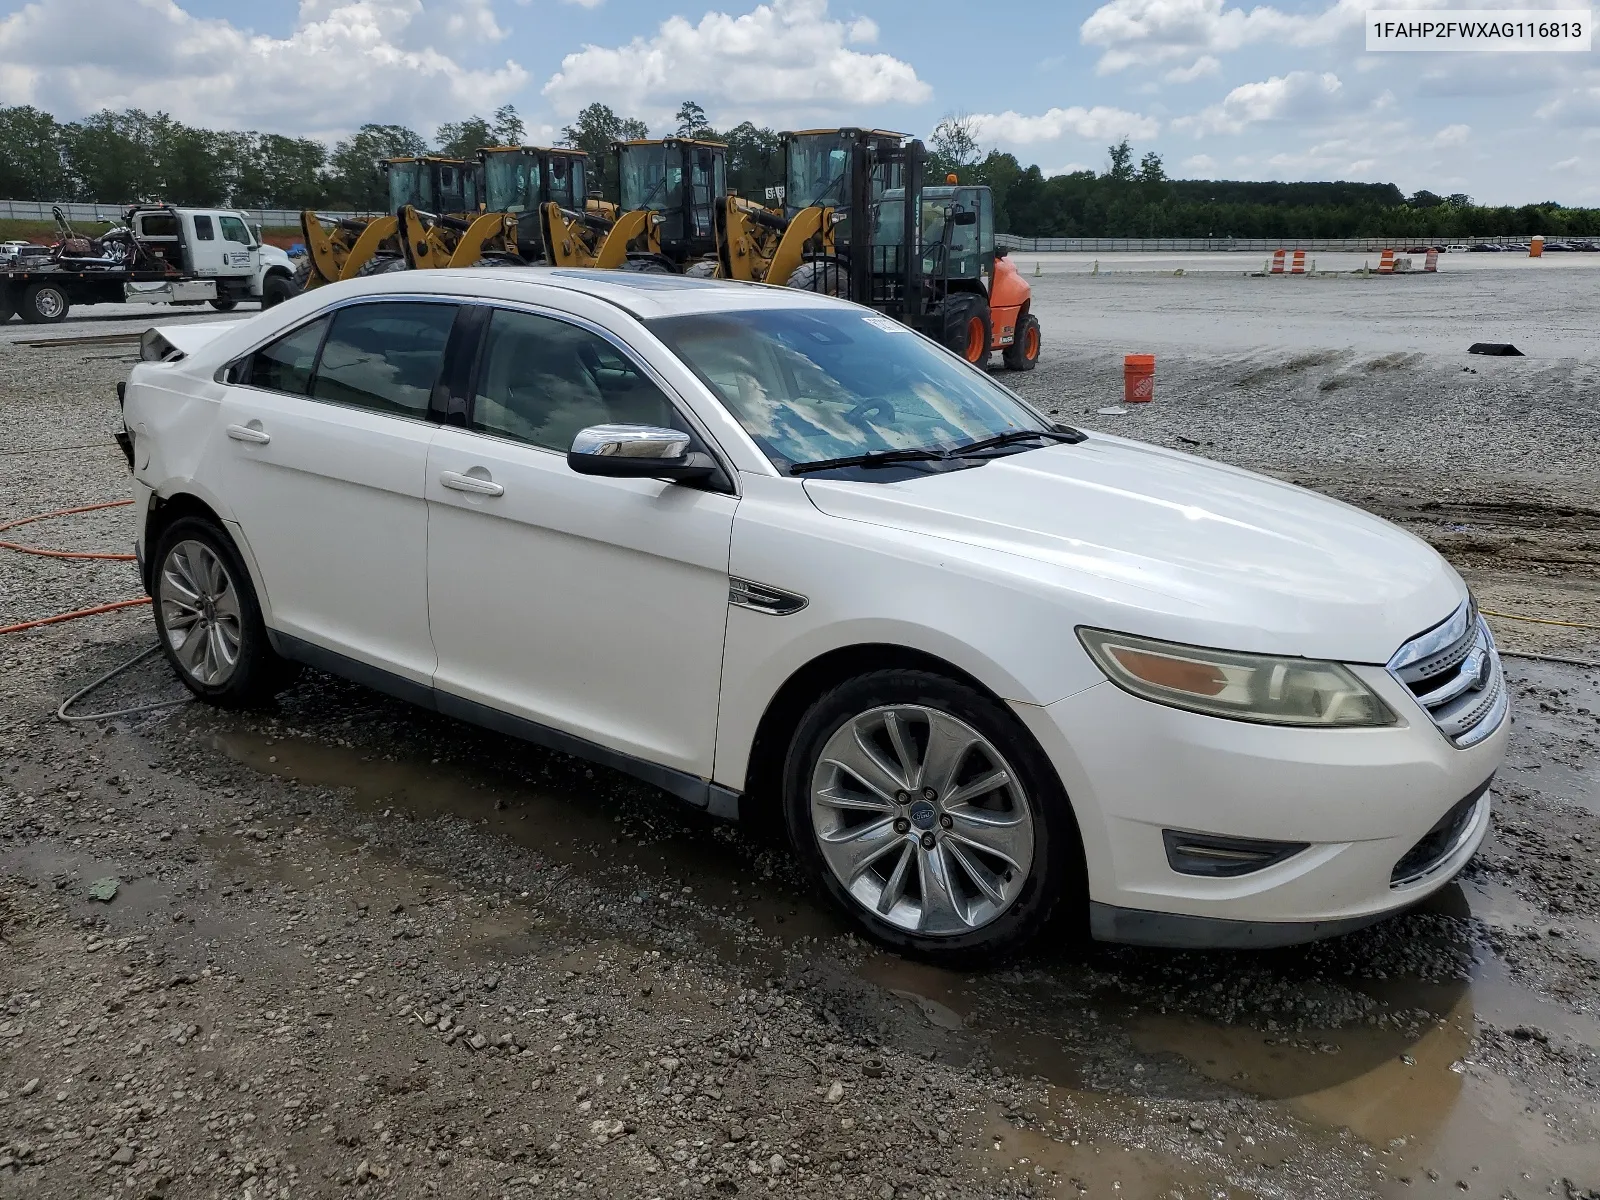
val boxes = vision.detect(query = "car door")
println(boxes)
[198,299,462,687]
[187,214,225,277]
[426,304,738,781]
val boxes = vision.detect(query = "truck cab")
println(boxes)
[130,208,261,282]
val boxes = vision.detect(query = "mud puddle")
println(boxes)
[208,725,847,965]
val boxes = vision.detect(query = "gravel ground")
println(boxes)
[2,269,1599,1200]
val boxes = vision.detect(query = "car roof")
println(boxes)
[337,266,854,320]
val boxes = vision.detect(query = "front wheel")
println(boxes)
[152,516,298,708]
[942,294,991,366]
[783,669,1084,962]
[261,272,298,308]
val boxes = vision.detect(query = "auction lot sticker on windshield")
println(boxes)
[863,316,912,333]
[1367,9,1590,50]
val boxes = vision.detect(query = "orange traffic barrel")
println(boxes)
[1270,249,1286,274]
[1378,248,1396,275]
[1124,354,1155,403]
[1425,248,1439,272]
[1529,235,1544,258]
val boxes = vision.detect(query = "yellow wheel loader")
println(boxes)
[715,128,905,288]
[297,155,480,286]
[539,138,725,274]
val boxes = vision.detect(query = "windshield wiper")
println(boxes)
[789,447,951,475]
[947,427,1085,456]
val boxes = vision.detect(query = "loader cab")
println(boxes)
[480,146,592,258]
[781,128,907,244]
[384,156,481,217]
[614,138,726,264]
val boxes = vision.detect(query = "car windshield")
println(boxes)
[648,307,1049,473]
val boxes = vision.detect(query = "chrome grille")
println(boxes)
[1388,602,1507,749]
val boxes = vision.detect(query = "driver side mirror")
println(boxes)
[567,424,716,482]
[952,210,978,226]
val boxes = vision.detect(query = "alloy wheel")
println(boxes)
[159,539,243,686]
[809,704,1036,936]
[36,288,65,319]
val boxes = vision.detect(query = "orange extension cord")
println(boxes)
[0,500,150,635]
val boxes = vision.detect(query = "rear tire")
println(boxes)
[0,290,13,323]
[683,260,719,278]
[357,254,408,276]
[18,280,69,324]
[622,257,672,274]
[1002,313,1041,371]
[152,516,298,709]
[209,298,239,312]
[782,669,1085,964]
[786,258,845,295]
[942,293,991,366]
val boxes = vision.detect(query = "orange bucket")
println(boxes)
[1124,354,1155,403]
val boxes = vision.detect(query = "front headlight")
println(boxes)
[1077,628,1397,728]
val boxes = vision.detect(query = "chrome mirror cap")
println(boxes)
[570,424,691,461]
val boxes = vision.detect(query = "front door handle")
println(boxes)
[440,470,504,497]
[226,423,270,444]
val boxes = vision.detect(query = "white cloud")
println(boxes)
[1432,123,1470,147]
[1079,0,1372,74]
[1164,55,1221,83]
[1536,80,1600,126]
[1553,155,1580,170]
[541,0,929,125]
[0,0,527,137]
[1173,70,1343,136]
[1180,153,1217,174]
[969,105,1159,145]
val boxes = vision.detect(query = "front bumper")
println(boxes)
[1011,663,1508,947]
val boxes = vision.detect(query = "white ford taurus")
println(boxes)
[119,268,1508,960]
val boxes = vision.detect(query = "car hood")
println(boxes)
[801,434,1464,664]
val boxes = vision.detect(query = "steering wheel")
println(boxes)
[845,397,894,429]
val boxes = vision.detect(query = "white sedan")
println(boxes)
[119,268,1508,960]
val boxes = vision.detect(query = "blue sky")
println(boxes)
[0,0,1594,205]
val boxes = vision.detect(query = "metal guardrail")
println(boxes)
[995,235,1544,252]
[0,200,379,227]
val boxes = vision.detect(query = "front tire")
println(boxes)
[786,257,845,295]
[152,517,297,708]
[19,280,69,324]
[783,669,1084,962]
[261,272,297,308]
[942,294,991,366]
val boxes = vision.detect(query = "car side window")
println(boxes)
[309,302,457,419]
[217,215,251,245]
[471,308,678,452]
[245,316,330,395]
[193,216,215,241]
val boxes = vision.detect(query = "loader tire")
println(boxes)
[357,255,408,277]
[18,280,69,324]
[786,258,845,296]
[622,258,672,274]
[683,260,718,278]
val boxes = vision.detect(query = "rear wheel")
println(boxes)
[357,254,408,276]
[209,298,239,312]
[683,260,719,278]
[0,289,13,323]
[1002,313,1041,371]
[622,257,672,274]
[783,669,1084,963]
[786,258,845,295]
[18,280,69,324]
[152,516,298,708]
[942,294,991,366]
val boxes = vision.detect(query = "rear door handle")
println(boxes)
[226,423,270,444]
[440,470,504,497]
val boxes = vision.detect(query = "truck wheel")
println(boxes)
[209,298,239,312]
[942,294,991,366]
[1002,313,1041,371]
[19,281,69,324]
[261,272,297,309]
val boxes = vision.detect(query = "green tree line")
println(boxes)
[3,101,1595,239]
